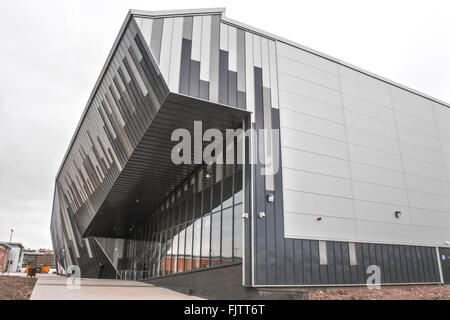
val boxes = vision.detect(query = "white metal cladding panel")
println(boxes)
[342,93,395,123]
[277,41,450,247]
[279,90,345,123]
[285,213,357,241]
[284,189,354,219]
[282,147,351,179]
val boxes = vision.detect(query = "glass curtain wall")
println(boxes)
[122,162,243,279]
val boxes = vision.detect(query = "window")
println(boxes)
[135,160,245,278]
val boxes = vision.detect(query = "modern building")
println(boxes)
[0,242,24,273]
[50,8,450,298]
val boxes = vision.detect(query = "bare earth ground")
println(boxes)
[0,275,37,300]
[308,285,450,300]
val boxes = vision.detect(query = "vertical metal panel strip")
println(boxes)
[159,18,174,82]
[168,17,183,92]
[208,15,220,102]
[150,18,163,63]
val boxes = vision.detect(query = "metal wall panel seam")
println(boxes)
[336,64,358,241]
[386,84,416,241]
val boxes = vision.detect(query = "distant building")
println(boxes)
[0,244,8,272]
[22,249,55,268]
[0,242,24,273]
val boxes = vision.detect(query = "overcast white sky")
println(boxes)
[0,0,449,249]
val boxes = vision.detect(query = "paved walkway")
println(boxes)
[30,274,200,300]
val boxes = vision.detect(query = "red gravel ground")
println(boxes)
[309,285,450,300]
[0,275,37,300]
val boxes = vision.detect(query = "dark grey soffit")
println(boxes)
[79,92,249,238]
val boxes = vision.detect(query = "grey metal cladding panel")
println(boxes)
[272,109,286,284]
[355,243,365,283]
[244,117,252,286]
[340,242,351,284]
[227,70,238,107]
[51,185,118,279]
[302,240,312,285]
[284,239,295,285]
[236,28,246,93]
[208,15,220,103]
[253,66,267,285]
[265,190,276,285]
[428,247,440,282]
[333,242,344,284]
[293,240,303,285]
[199,80,210,101]
[310,240,320,284]
[415,246,425,282]
[326,241,336,284]
[56,21,167,235]
[374,244,383,283]
[150,18,163,63]
[422,247,433,282]
[219,50,229,104]
[237,91,246,109]
[404,245,414,282]
[179,38,192,94]
[182,16,193,40]
[189,60,201,97]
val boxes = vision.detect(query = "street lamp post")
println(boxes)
[6,227,14,274]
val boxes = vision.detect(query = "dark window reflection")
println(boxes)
[128,159,245,279]
[221,207,233,264]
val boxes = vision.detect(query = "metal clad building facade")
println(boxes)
[51,8,450,293]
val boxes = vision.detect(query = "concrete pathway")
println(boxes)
[30,274,201,300]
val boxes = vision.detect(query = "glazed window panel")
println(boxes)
[234,170,243,204]
[172,228,179,274]
[222,176,233,209]
[233,203,243,261]
[177,227,185,273]
[212,182,222,212]
[203,187,212,215]
[221,207,233,264]
[192,218,202,269]
[210,210,221,266]
[131,160,245,279]
[201,214,211,267]
[184,223,193,271]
